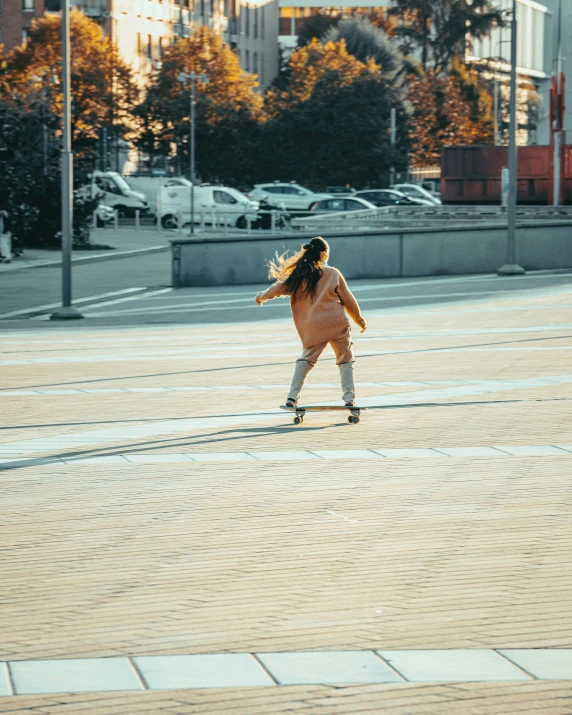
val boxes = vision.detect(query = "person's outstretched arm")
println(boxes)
[255,281,288,305]
[336,274,367,332]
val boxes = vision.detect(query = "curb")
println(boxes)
[0,244,169,273]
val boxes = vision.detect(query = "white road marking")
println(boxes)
[1,378,570,457]
[2,375,572,397]
[0,288,145,319]
[2,445,571,467]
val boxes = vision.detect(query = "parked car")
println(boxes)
[309,197,377,213]
[390,183,441,205]
[157,183,259,229]
[248,182,333,211]
[351,189,425,207]
[90,172,149,217]
[95,204,115,227]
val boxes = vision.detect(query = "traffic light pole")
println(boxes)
[51,0,83,320]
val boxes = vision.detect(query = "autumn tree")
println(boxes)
[0,11,132,247]
[135,26,262,183]
[261,40,408,187]
[324,16,405,77]
[406,64,494,167]
[389,0,503,75]
[3,9,138,167]
[296,13,341,48]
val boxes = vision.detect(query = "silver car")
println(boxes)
[391,183,441,205]
[248,183,333,211]
[309,197,377,213]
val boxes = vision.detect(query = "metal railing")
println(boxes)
[93,209,296,235]
[93,205,572,237]
[291,205,572,232]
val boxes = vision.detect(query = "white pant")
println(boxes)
[288,332,355,403]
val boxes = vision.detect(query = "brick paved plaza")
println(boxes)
[1,273,572,713]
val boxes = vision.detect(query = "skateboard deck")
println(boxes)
[280,405,367,424]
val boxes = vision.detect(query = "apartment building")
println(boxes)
[278,0,390,51]
[224,0,278,90]
[0,0,279,90]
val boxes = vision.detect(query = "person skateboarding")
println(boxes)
[255,236,367,408]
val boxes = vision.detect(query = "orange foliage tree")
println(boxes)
[135,26,262,181]
[2,9,137,160]
[407,64,494,167]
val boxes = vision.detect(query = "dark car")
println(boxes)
[309,197,376,213]
[351,189,424,207]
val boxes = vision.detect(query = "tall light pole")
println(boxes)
[179,71,207,235]
[552,0,564,207]
[51,0,83,319]
[498,0,525,277]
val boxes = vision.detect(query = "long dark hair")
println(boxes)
[269,237,330,300]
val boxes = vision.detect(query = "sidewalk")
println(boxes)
[1,278,572,713]
[0,228,170,273]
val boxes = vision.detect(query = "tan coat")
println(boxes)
[259,266,364,348]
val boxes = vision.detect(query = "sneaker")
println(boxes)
[285,398,297,408]
[345,400,355,407]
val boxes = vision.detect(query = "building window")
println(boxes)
[260,52,264,84]
[147,34,153,59]
[279,7,293,35]
[22,0,34,10]
[253,51,258,74]
[261,5,264,39]
[158,37,163,57]
[22,28,29,41]
[245,49,249,71]
[295,7,312,34]
[245,4,249,36]
[253,6,258,38]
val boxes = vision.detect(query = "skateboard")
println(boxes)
[280,405,367,425]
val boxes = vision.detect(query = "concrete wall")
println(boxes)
[171,222,572,287]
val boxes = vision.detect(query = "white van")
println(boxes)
[157,180,259,229]
[91,172,149,217]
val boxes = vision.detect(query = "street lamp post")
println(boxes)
[497,0,525,277]
[51,0,83,319]
[179,71,207,235]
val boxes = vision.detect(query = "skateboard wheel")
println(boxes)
[294,416,301,425]
[349,415,359,424]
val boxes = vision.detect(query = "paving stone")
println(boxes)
[372,448,444,458]
[248,451,322,461]
[134,654,273,689]
[435,447,510,457]
[310,450,382,459]
[123,454,193,463]
[257,651,401,685]
[377,649,532,682]
[495,445,570,456]
[10,658,142,695]
[62,456,130,465]
[0,664,11,696]
[186,452,257,462]
[500,649,572,680]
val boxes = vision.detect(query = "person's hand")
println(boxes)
[255,292,264,306]
[359,318,367,333]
